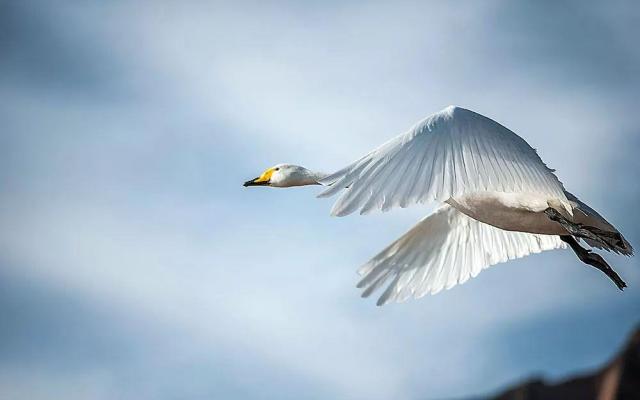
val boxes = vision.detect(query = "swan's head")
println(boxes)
[243,164,320,188]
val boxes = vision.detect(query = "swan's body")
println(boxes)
[448,191,566,235]
[449,191,627,237]
[244,106,633,305]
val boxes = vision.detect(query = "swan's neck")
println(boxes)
[273,167,329,187]
[293,169,327,186]
[307,170,328,184]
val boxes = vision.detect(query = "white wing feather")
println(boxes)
[319,106,567,216]
[359,204,566,306]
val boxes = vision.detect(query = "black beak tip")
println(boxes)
[244,178,268,187]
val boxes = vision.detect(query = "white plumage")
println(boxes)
[318,106,569,216]
[356,204,565,306]
[244,105,632,305]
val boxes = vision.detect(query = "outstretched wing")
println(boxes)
[319,106,567,216]
[358,204,566,306]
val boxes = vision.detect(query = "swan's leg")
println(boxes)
[559,235,626,290]
[544,208,625,251]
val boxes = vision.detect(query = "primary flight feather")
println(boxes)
[244,106,632,305]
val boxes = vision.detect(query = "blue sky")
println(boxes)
[1,1,639,399]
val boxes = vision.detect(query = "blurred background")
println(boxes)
[1,1,639,399]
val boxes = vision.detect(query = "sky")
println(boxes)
[1,1,639,399]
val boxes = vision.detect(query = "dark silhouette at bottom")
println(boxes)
[487,325,640,400]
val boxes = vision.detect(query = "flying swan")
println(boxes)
[244,106,633,305]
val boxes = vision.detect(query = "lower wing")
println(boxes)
[358,203,566,306]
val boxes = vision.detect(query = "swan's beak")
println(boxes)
[243,177,269,187]
[243,167,274,187]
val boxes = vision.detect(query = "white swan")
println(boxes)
[244,106,633,305]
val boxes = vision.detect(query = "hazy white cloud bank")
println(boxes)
[1,1,639,399]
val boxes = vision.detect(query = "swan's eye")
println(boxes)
[274,168,280,171]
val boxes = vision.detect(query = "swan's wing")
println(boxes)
[358,204,566,306]
[319,106,567,216]
[565,191,633,255]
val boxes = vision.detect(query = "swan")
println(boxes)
[244,106,633,305]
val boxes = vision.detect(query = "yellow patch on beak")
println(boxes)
[254,167,275,183]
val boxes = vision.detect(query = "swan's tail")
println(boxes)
[581,226,634,256]
[564,191,633,256]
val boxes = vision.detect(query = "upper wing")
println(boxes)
[319,106,566,216]
[359,203,566,306]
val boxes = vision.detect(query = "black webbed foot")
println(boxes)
[579,249,627,290]
[560,235,627,290]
